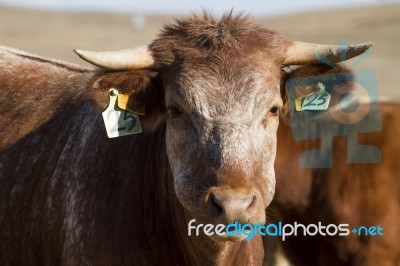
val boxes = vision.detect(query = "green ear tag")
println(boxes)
[301,83,331,111]
[102,89,142,138]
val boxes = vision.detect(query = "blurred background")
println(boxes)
[0,0,399,96]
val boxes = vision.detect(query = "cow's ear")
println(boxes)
[280,64,354,122]
[88,70,165,131]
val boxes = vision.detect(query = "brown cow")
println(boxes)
[264,63,400,265]
[267,101,400,266]
[0,12,373,265]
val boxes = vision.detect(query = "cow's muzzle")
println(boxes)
[204,186,266,228]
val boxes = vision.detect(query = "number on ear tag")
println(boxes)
[301,90,331,111]
[102,89,142,138]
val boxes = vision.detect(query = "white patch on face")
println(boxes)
[215,118,279,204]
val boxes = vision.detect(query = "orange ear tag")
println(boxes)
[117,94,145,116]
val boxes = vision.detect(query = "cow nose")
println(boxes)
[207,188,257,221]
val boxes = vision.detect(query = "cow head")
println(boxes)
[75,13,372,241]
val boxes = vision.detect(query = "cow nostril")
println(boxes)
[209,193,224,216]
[206,190,259,219]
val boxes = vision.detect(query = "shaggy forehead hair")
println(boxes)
[150,11,289,67]
[149,12,287,119]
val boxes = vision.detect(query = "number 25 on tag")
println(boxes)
[301,90,330,111]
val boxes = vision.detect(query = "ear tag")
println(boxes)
[102,89,142,138]
[295,96,306,112]
[296,82,331,111]
[117,94,146,115]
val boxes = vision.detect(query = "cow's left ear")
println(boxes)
[280,63,354,121]
[88,69,165,131]
[279,40,373,121]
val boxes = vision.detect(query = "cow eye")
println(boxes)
[269,107,279,115]
[168,106,183,117]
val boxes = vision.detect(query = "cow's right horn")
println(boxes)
[73,46,155,70]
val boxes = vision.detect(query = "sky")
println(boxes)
[0,0,398,16]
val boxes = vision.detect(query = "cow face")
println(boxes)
[75,12,372,242]
[161,54,282,233]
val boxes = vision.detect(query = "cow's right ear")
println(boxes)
[74,46,166,131]
[88,69,165,131]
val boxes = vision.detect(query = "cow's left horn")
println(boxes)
[283,41,374,65]
[73,46,155,70]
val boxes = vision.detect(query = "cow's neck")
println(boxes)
[182,225,264,265]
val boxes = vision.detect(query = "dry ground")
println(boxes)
[0,4,399,98]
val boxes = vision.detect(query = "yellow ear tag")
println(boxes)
[117,94,146,116]
[295,96,306,112]
[102,89,142,138]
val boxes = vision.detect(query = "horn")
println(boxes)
[73,46,155,70]
[283,41,374,65]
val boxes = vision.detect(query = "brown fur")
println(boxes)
[0,46,223,266]
[0,12,280,265]
[1,12,396,266]
[266,64,400,265]
[0,46,92,150]
[150,11,289,68]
